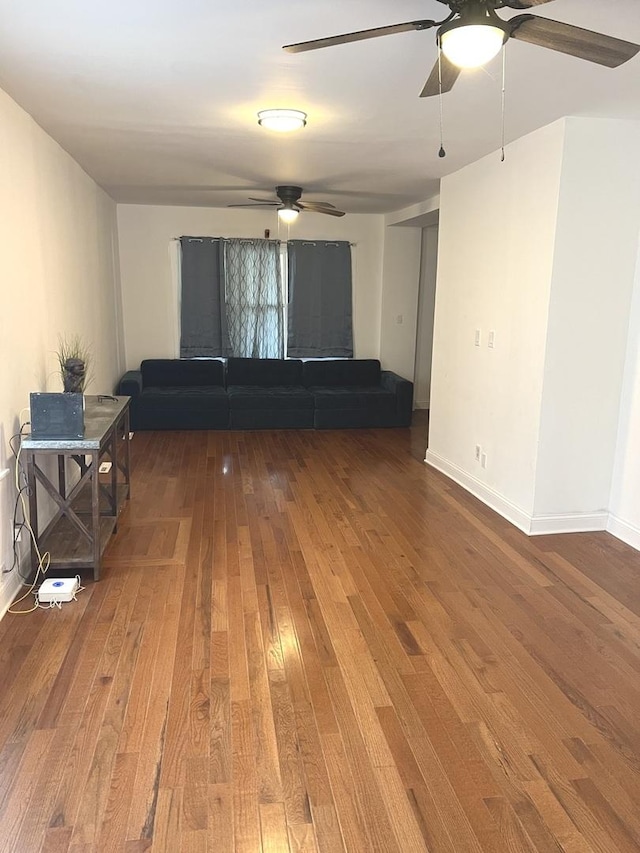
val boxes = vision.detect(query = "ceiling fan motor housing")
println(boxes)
[276,185,304,206]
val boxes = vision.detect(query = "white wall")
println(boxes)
[534,119,640,519]
[379,225,422,381]
[427,116,640,538]
[609,230,640,548]
[0,87,121,618]
[117,204,385,370]
[427,120,565,520]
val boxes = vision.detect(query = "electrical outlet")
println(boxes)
[99,461,112,474]
[475,445,481,462]
[128,432,134,440]
[481,453,487,469]
[14,523,23,543]
[474,329,481,347]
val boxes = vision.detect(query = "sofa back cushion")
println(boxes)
[227,358,303,387]
[141,359,225,388]
[303,359,381,387]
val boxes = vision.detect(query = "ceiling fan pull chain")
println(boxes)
[438,46,446,158]
[501,44,506,163]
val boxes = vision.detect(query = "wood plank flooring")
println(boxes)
[2,422,640,851]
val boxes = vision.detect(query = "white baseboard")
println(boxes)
[606,514,640,551]
[528,513,608,535]
[0,570,27,621]
[425,450,609,537]
[425,450,532,533]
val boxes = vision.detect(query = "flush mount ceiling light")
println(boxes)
[257,108,307,132]
[277,204,299,223]
[439,20,508,69]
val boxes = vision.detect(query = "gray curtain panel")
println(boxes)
[225,238,284,359]
[287,240,353,358]
[179,237,231,357]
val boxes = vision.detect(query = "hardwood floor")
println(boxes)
[2,423,640,851]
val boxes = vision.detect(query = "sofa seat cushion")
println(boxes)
[227,385,313,411]
[310,386,396,413]
[142,385,226,400]
[227,358,303,387]
[143,386,228,408]
[138,385,229,430]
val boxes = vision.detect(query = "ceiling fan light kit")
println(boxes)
[228,185,346,218]
[257,108,307,132]
[439,22,507,69]
[283,0,640,97]
[278,205,299,223]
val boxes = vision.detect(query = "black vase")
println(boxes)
[62,358,86,393]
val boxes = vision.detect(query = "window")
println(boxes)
[225,239,284,358]
[179,236,352,359]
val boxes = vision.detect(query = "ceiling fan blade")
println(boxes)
[228,203,279,208]
[420,54,462,98]
[498,0,555,8]
[298,203,345,217]
[283,19,437,53]
[297,201,337,210]
[509,15,640,67]
[247,197,279,204]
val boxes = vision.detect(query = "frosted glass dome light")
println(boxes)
[278,206,299,223]
[440,24,506,69]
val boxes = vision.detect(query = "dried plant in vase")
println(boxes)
[57,334,92,393]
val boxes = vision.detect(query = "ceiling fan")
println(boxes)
[228,185,346,222]
[283,0,640,97]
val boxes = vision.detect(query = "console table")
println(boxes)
[22,395,131,581]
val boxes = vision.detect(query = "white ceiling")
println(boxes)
[0,0,638,214]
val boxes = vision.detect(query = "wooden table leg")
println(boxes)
[91,450,100,581]
[124,408,131,500]
[111,426,118,528]
[58,455,66,500]
[26,452,39,580]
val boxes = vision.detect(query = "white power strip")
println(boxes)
[38,577,81,604]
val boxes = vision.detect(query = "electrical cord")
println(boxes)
[6,427,31,576]
[6,419,53,614]
[6,485,32,580]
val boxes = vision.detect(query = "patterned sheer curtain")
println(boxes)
[225,238,284,358]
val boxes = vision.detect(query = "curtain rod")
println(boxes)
[171,237,357,246]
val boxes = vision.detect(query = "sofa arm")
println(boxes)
[381,370,413,426]
[118,370,142,397]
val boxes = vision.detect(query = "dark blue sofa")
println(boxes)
[118,358,412,430]
[227,358,314,429]
[119,358,228,430]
